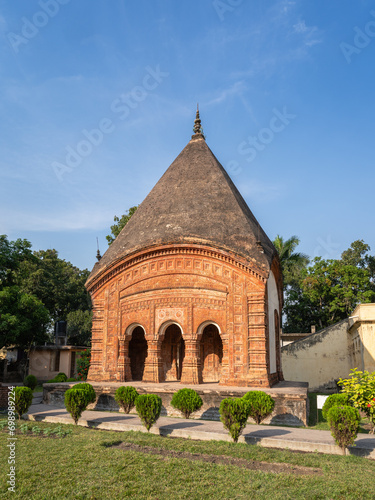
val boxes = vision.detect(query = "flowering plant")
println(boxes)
[338,369,375,434]
[76,349,91,381]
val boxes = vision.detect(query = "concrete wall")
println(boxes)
[349,303,375,373]
[281,320,351,392]
[29,347,85,382]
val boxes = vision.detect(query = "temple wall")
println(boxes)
[87,245,283,387]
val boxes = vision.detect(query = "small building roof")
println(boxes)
[87,112,277,285]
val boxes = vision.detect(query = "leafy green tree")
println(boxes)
[283,240,375,332]
[66,310,93,346]
[0,235,91,349]
[19,249,91,322]
[106,206,138,245]
[0,235,35,287]
[273,235,309,287]
[0,286,50,349]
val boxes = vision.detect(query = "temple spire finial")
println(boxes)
[192,103,205,139]
[96,237,102,261]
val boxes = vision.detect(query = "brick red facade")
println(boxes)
[87,244,283,387]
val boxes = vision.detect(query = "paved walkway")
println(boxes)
[25,399,375,459]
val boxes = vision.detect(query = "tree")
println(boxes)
[0,286,50,349]
[66,310,93,346]
[273,235,309,287]
[283,240,375,332]
[0,235,91,349]
[19,249,91,322]
[0,235,35,288]
[106,206,138,245]
[0,235,50,349]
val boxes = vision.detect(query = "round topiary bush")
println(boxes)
[219,397,250,443]
[135,394,162,431]
[14,387,33,420]
[72,383,96,404]
[171,388,203,418]
[322,393,351,421]
[115,386,139,413]
[47,372,68,383]
[24,374,38,391]
[327,405,361,454]
[65,388,92,424]
[242,391,275,424]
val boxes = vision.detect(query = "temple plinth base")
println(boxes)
[43,380,308,427]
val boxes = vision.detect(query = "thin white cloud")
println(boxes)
[206,81,247,106]
[293,20,323,47]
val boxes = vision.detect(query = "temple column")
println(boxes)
[246,292,270,387]
[218,333,230,385]
[143,339,163,383]
[117,336,132,381]
[180,335,202,384]
[116,336,125,382]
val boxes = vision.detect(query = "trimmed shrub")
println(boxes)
[242,391,275,424]
[14,387,33,420]
[72,383,96,404]
[327,405,360,454]
[66,378,77,382]
[135,394,162,431]
[47,372,68,383]
[171,388,203,418]
[219,398,250,443]
[115,386,139,413]
[65,388,93,424]
[322,393,351,421]
[24,374,38,391]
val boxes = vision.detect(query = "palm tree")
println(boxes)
[273,235,309,287]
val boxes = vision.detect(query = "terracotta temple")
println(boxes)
[86,109,284,387]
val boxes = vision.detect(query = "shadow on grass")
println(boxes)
[100,440,123,448]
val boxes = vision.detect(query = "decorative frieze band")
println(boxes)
[88,245,267,294]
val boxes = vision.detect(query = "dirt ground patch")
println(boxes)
[112,442,322,476]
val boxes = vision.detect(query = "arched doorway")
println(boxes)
[199,324,223,383]
[160,324,185,381]
[129,326,148,381]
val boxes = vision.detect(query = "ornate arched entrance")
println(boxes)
[129,326,148,381]
[160,323,185,381]
[198,323,223,383]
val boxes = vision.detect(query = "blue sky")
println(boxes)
[0,0,374,271]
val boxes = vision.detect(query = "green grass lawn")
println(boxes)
[1,418,375,499]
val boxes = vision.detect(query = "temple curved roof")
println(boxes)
[87,117,277,285]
